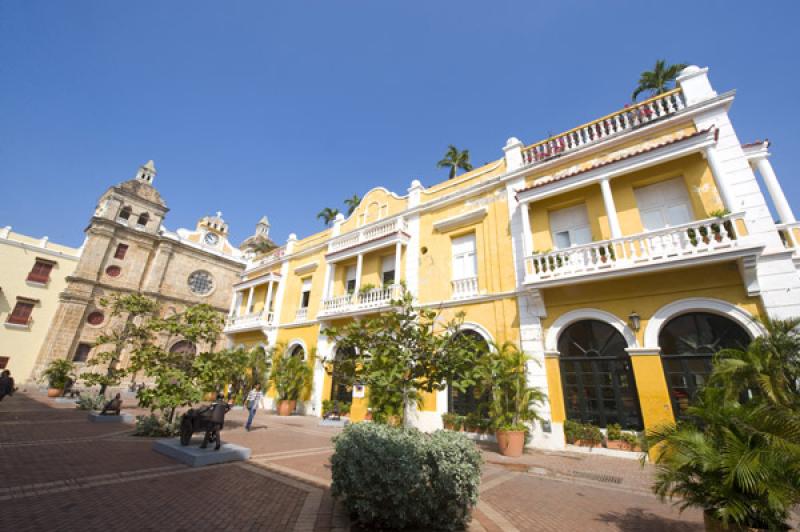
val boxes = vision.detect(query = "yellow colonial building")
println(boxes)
[0,227,82,384]
[224,65,800,450]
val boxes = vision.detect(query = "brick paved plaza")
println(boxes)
[0,392,706,531]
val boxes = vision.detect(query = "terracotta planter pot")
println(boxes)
[364,410,373,421]
[443,422,455,430]
[496,430,525,457]
[277,400,296,416]
[47,388,63,398]
[574,439,601,448]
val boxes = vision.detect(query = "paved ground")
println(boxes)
[0,392,706,531]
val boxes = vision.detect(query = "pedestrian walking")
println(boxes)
[245,383,263,431]
[0,370,15,401]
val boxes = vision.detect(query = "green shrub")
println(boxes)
[133,414,179,437]
[76,394,105,411]
[621,432,639,447]
[564,419,581,443]
[331,423,482,530]
[606,423,622,441]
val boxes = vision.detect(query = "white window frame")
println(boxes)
[549,204,592,250]
[634,177,694,232]
[451,233,477,281]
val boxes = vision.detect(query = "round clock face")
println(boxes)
[204,232,219,245]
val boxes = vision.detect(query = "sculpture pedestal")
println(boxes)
[152,438,251,467]
[319,418,349,428]
[88,412,134,423]
[54,397,76,404]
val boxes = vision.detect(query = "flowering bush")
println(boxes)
[331,423,482,530]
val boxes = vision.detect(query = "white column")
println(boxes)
[503,137,525,172]
[705,146,735,212]
[228,291,238,317]
[245,286,255,315]
[755,157,796,224]
[354,253,363,295]
[233,291,243,317]
[265,281,274,319]
[520,201,533,257]
[394,242,402,285]
[600,178,622,239]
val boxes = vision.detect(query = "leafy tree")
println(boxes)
[437,145,473,180]
[648,319,800,530]
[193,347,250,395]
[344,194,361,216]
[83,294,160,395]
[324,290,485,424]
[632,59,688,101]
[317,207,340,226]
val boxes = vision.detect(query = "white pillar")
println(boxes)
[755,157,796,224]
[228,291,238,317]
[503,137,525,172]
[245,286,255,315]
[265,281,274,319]
[705,146,735,212]
[233,291,243,317]
[600,178,622,239]
[676,66,717,107]
[394,242,402,285]
[354,253,363,295]
[520,201,533,257]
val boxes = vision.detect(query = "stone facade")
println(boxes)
[32,162,246,380]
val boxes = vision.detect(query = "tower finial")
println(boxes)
[135,160,157,184]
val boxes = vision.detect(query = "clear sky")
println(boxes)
[2,1,798,248]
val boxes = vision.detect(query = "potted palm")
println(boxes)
[480,342,546,457]
[41,359,75,397]
[270,352,313,416]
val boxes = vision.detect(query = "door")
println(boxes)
[635,177,693,232]
[549,204,592,249]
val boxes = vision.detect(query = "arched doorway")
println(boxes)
[659,312,750,419]
[330,346,354,405]
[288,344,305,359]
[447,330,491,416]
[169,340,196,355]
[558,320,643,429]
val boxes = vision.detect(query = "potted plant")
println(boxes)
[442,412,461,430]
[269,352,313,416]
[479,342,546,458]
[574,423,603,448]
[605,423,624,449]
[564,419,581,444]
[41,359,75,397]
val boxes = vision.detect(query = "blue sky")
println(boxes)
[2,1,798,247]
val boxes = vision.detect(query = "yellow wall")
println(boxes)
[0,232,81,381]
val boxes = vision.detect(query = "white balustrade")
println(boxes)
[255,247,285,267]
[224,310,274,330]
[451,277,479,299]
[295,307,308,321]
[320,284,402,315]
[525,213,745,283]
[521,89,686,167]
[328,217,408,253]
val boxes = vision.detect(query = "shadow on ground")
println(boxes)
[596,508,703,531]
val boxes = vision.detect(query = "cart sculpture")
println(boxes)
[179,401,230,450]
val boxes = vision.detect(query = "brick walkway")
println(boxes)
[0,392,708,531]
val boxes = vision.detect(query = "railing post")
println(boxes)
[504,137,525,171]
[676,66,717,107]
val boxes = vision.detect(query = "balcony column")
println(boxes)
[265,281,274,319]
[754,156,796,224]
[228,291,238,317]
[704,146,735,212]
[600,179,622,239]
[245,286,255,315]
[354,254,364,298]
[520,200,533,257]
[394,242,402,285]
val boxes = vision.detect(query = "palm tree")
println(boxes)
[632,60,688,101]
[317,207,340,226]
[344,194,361,216]
[437,145,473,180]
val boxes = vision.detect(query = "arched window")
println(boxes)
[169,340,197,356]
[136,213,149,227]
[558,320,643,429]
[288,344,305,360]
[118,206,132,222]
[330,346,354,405]
[659,312,750,419]
[448,330,491,417]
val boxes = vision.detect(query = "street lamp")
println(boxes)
[628,311,641,333]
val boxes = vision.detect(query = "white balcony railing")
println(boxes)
[320,284,402,316]
[328,217,408,254]
[295,307,308,321]
[451,277,479,299]
[521,89,686,167]
[524,213,746,284]
[224,310,274,331]
[253,247,286,268]
[778,222,800,257]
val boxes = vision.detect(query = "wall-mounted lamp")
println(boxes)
[628,311,641,333]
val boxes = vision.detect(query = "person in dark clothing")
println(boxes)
[0,370,15,401]
[201,393,230,450]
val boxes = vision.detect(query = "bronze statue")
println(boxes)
[100,393,122,415]
[179,394,231,451]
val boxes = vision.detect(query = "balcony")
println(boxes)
[223,310,275,334]
[521,89,686,168]
[328,217,409,258]
[451,277,479,299]
[778,222,800,262]
[295,308,308,322]
[319,284,402,317]
[524,213,758,286]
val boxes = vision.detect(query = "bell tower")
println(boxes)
[135,160,156,184]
